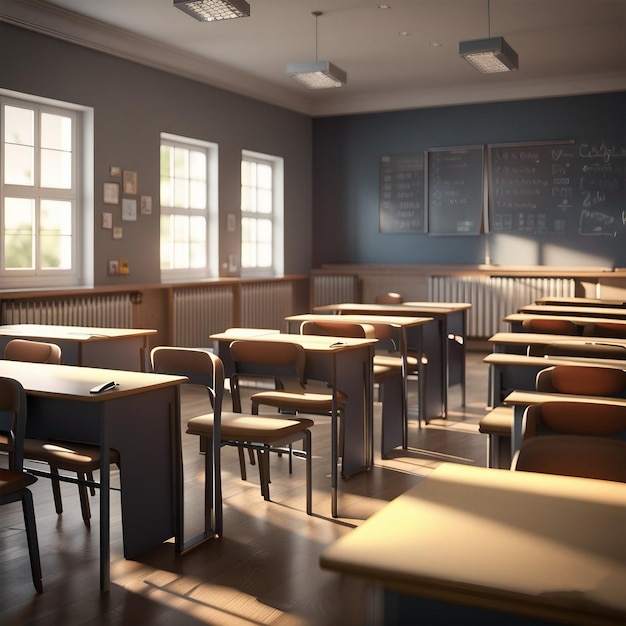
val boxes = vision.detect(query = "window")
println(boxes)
[160,133,217,279]
[1,92,90,287]
[241,151,283,276]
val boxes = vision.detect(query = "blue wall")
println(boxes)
[312,92,626,268]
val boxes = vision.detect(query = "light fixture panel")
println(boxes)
[459,36,518,73]
[173,0,250,22]
[286,61,347,89]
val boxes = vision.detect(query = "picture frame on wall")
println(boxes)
[103,182,120,205]
[122,198,137,221]
[123,170,137,194]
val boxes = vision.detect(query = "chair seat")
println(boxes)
[249,389,347,414]
[373,354,418,371]
[0,468,38,496]
[187,411,314,444]
[24,439,119,473]
[478,406,513,436]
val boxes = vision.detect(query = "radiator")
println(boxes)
[311,274,360,307]
[172,286,234,347]
[240,282,293,330]
[0,293,134,327]
[428,276,575,338]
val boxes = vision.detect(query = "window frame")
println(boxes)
[240,149,284,278]
[159,132,219,281]
[0,90,92,288]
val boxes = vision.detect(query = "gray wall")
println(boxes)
[312,92,626,268]
[1,23,312,285]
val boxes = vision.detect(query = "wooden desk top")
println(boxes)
[285,313,434,328]
[504,313,626,327]
[504,390,626,408]
[313,302,472,315]
[535,297,626,308]
[210,328,377,353]
[489,332,626,349]
[320,462,626,626]
[0,360,186,401]
[0,324,157,342]
[519,304,626,319]
[484,352,626,371]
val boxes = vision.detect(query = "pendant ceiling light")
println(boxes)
[287,11,347,89]
[173,0,250,22]
[459,0,518,73]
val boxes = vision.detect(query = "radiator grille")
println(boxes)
[240,282,293,330]
[311,274,360,307]
[1,294,134,327]
[429,276,575,338]
[172,286,234,347]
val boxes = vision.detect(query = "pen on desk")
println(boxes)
[330,341,345,347]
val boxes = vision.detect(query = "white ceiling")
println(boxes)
[3,0,626,116]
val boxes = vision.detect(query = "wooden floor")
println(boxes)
[1,345,492,625]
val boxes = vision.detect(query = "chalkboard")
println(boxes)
[488,140,626,236]
[426,146,485,235]
[379,154,425,233]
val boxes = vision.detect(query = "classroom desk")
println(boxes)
[0,324,157,371]
[519,304,626,320]
[484,352,626,408]
[284,313,433,455]
[535,296,626,308]
[312,302,471,419]
[489,332,626,355]
[503,312,626,335]
[503,390,626,453]
[0,359,186,591]
[210,329,377,516]
[320,462,626,626]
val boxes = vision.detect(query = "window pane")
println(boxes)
[257,189,272,214]
[160,176,172,207]
[40,148,72,188]
[40,200,72,269]
[4,143,34,185]
[41,112,72,151]
[160,214,172,269]
[4,105,34,145]
[241,185,254,213]
[173,177,189,208]
[257,218,272,243]
[257,163,272,189]
[241,160,252,186]
[189,180,206,210]
[4,197,34,269]
[241,241,256,268]
[257,242,272,267]
[190,150,206,179]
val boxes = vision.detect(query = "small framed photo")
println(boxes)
[108,259,119,275]
[103,182,120,205]
[101,212,113,229]
[140,195,152,215]
[123,170,138,194]
[113,226,123,240]
[122,198,137,221]
[109,166,121,178]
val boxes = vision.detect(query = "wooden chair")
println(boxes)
[228,339,342,516]
[511,435,626,482]
[535,364,626,397]
[4,339,119,526]
[375,292,403,304]
[151,346,313,545]
[541,340,626,359]
[521,317,580,335]
[0,376,43,593]
[584,321,626,339]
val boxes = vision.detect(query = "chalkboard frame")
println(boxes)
[425,145,485,236]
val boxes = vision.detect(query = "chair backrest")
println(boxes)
[511,435,626,483]
[541,341,626,360]
[229,340,306,386]
[375,292,403,304]
[300,320,374,339]
[523,402,626,439]
[521,318,580,335]
[535,365,626,396]
[4,339,62,364]
[0,377,28,471]
[151,346,224,408]
[584,322,626,339]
